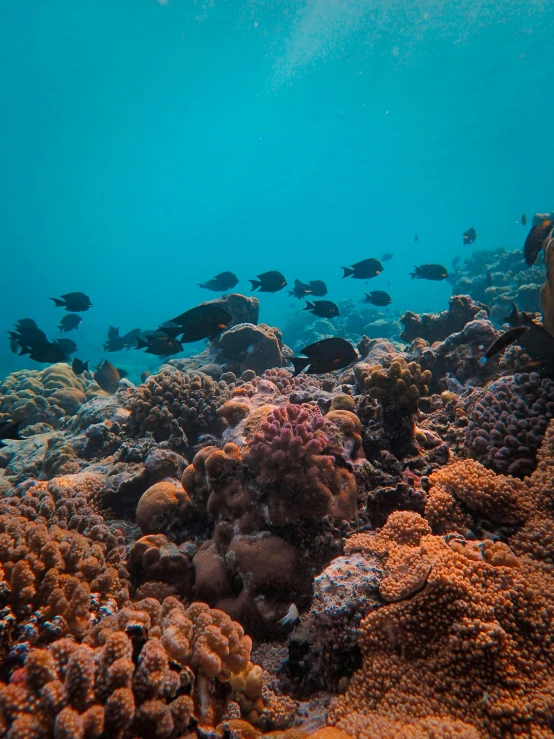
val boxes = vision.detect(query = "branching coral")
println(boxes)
[127,368,231,442]
[466,372,554,476]
[358,359,432,458]
[0,515,128,655]
[0,598,253,737]
[330,512,554,739]
[244,404,358,524]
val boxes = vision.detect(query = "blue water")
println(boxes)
[1,0,553,378]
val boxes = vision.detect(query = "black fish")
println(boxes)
[104,327,142,352]
[288,279,312,299]
[9,319,48,353]
[136,333,184,357]
[72,358,89,375]
[249,271,287,293]
[199,271,239,292]
[303,300,339,319]
[411,264,448,281]
[94,360,121,394]
[523,219,553,267]
[342,258,383,280]
[364,290,392,306]
[117,368,129,379]
[290,338,359,376]
[15,318,39,330]
[22,341,68,364]
[504,302,521,327]
[55,339,77,356]
[521,213,528,226]
[169,303,232,343]
[309,280,328,297]
[463,227,477,246]
[482,326,529,362]
[50,292,92,312]
[486,271,493,287]
[58,314,82,333]
[0,420,22,449]
[381,253,394,262]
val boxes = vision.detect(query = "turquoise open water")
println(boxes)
[1,0,553,377]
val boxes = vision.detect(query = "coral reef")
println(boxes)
[127,368,231,443]
[465,372,554,476]
[215,323,288,375]
[400,294,489,343]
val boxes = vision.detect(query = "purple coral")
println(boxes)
[466,372,554,477]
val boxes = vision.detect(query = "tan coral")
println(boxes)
[135,480,190,535]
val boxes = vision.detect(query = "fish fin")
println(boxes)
[290,357,310,376]
[18,346,31,356]
[341,267,354,278]
[410,270,417,280]
[49,298,65,307]
[198,283,207,289]
[83,361,89,372]
[248,279,261,291]
[135,338,149,350]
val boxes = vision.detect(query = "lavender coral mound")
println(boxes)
[466,372,554,476]
[127,368,230,442]
[245,404,358,524]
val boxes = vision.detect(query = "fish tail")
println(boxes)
[303,302,314,311]
[341,267,354,278]
[198,283,207,289]
[136,338,149,350]
[290,357,309,377]
[83,361,89,371]
[50,298,65,307]
[249,279,261,291]
[410,271,417,280]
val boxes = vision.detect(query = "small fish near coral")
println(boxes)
[249,270,287,293]
[49,291,93,312]
[166,303,233,343]
[104,326,142,352]
[199,271,239,292]
[410,264,448,281]
[94,359,121,393]
[136,331,184,357]
[364,290,392,306]
[303,300,340,318]
[481,326,529,363]
[71,357,89,375]
[290,337,359,375]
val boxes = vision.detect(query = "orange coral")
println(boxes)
[331,511,554,738]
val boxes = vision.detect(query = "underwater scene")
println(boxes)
[2,0,554,737]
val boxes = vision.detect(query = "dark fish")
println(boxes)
[169,303,233,343]
[288,279,312,299]
[72,358,89,375]
[249,271,287,293]
[521,213,528,226]
[410,264,448,281]
[290,338,359,376]
[486,271,493,287]
[15,318,39,330]
[94,360,121,394]
[55,339,77,356]
[414,234,418,242]
[0,420,22,449]
[308,280,328,297]
[523,219,553,266]
[463,227,477,246]
[136,333,184,357]
[58,314,82,333]
[303,300,340,319]
[199,271,239,292]
[342,258,383,280]
[482,326,529,362]
[23,341,68,364]
[50,292,92,312]
[504,302,521,327]
[104,326,142,352]
[117,368,129,379]
[381,253,394,262]
[364,290,392,306]
[9,320,48,352]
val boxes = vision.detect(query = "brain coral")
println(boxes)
[127,368,231,442]
[466,372,554,476]
[0,363,99,432]
[330,512,554,739]
[0,598,253,737]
